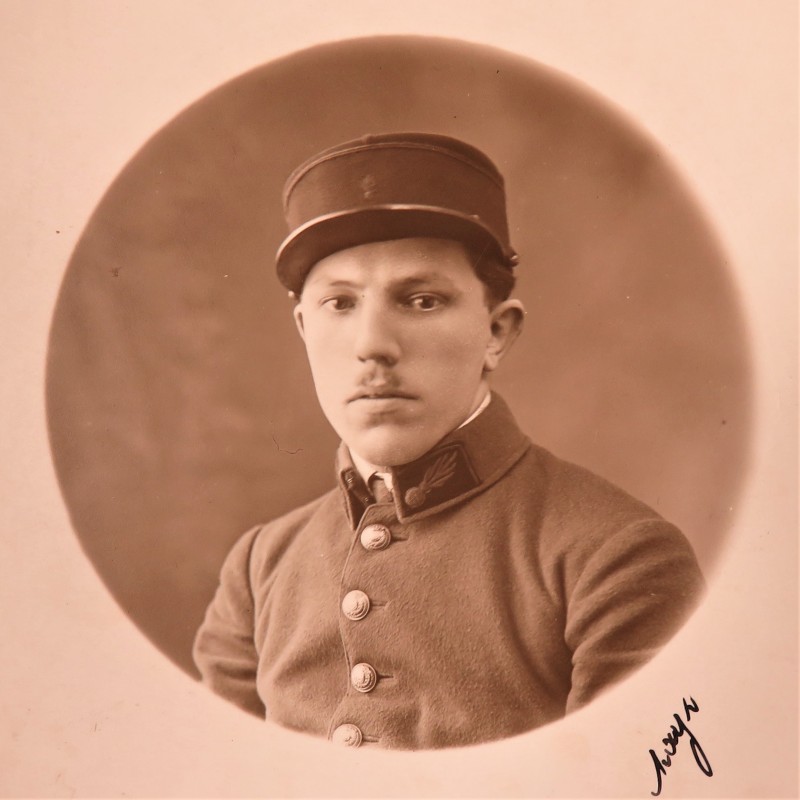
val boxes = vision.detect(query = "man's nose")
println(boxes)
[354,302,401,365]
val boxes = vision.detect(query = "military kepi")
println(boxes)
[276,132,519,293]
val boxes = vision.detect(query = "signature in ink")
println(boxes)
[649,696,713,796]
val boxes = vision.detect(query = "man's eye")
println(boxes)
[321,296,355,311]
[407,294,443,311]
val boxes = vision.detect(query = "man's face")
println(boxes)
[294,237,522,467]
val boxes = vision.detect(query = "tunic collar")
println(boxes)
[348,390,492,491]
[336,392,530,529]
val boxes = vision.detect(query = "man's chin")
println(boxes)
[345,427,439,469]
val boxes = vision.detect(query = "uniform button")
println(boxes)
[351,662,378,693]
[360,524,392,551]
[341,590,370,620]
[331,723,362,747]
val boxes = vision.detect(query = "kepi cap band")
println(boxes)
[276,132,518,293]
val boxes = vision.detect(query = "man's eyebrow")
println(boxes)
[388,274,458,292]
[304,277,361,291]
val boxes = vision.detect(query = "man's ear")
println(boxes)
[292,302,306,343]
[484,299,525,373]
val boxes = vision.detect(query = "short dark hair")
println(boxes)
[465,244,516,307]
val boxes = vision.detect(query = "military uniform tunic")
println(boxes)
[193,394,704,749]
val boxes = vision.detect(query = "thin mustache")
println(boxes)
[348,372,417,402]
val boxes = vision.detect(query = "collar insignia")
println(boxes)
[393,443,477,513]
[336,393,530,528]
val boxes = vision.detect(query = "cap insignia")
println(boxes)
[360,174,377,199]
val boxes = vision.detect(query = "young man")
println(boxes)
[193,132,704,749]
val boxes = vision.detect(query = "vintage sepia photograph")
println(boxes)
[2,1,797,797]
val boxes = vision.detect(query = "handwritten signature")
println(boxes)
[649,696,713,796]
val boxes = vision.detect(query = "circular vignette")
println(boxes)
[46,36,751,677]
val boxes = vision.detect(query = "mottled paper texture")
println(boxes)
[1,1,796,797]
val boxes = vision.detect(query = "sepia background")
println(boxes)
[46,34,749,677]
[1,1,797,797]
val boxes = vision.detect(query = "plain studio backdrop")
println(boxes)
[1,2,797,798]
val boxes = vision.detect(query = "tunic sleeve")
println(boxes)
[563,519,705,712]
[192,525,266,717]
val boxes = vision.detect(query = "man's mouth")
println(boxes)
[348,388,417,402]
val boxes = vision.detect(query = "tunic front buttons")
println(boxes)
[360,523,392,551]
[331,723,363,747]
[351,662,378,693]
[341,590,370,620]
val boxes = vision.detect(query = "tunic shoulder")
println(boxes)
[246,488,339,577]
